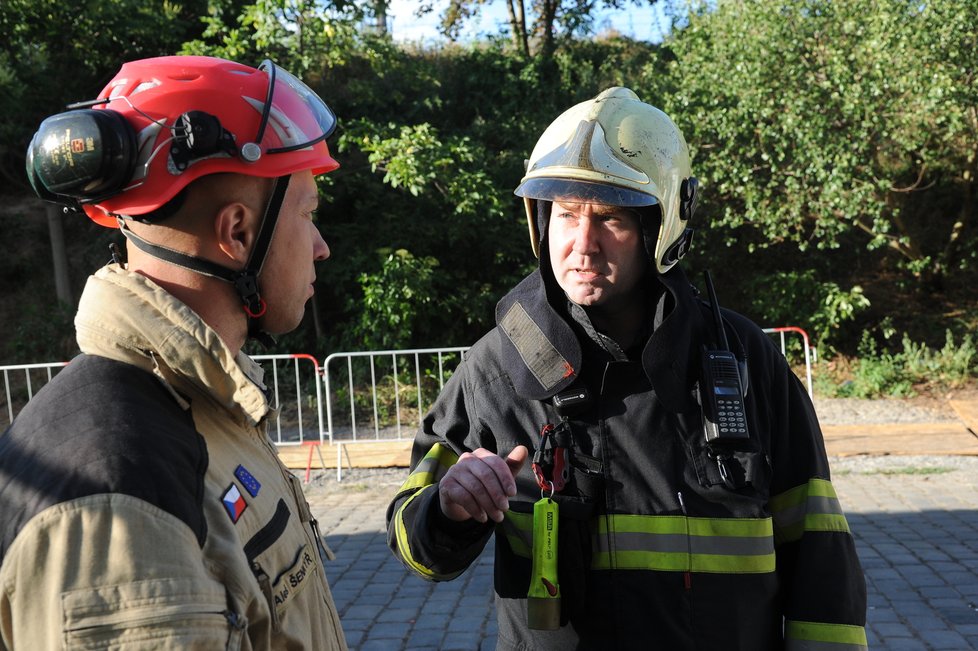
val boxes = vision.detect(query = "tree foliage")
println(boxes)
[0,0,210,188]
[1,0,976,365]
[658,0,978,288]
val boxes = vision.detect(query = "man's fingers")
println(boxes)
[505,445,529,479]
[439,448,525,522]
[440,475,491,523]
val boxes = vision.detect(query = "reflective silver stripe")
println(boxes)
[598,531,774,557]
[592,515,776,573]
[499,302,571,392]
[771,480,851,544]
[775,494,844,532]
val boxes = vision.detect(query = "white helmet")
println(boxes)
[514,87,698,274]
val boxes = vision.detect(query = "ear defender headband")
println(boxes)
[26,105,236,213]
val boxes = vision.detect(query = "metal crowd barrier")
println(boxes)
[0,361,70,428]
[251,354,325,446]
[0,356,323,443]
[2,328,812,480]
[320,346,469,481]
[322,347,470,443]
[762,326,813,397]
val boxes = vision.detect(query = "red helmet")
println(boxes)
[68,56,338,227]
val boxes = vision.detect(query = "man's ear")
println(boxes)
[214,201,257,266]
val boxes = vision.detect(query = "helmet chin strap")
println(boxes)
[118,174,292,348]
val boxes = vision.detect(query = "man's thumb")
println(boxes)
[505,445,529,475]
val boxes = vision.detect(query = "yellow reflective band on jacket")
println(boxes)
[395,443,460,495]
[593,514,775,574]
[391,443,464,582]
[501,510,533,557]
[770,479,851,545]
[785,620,868,651]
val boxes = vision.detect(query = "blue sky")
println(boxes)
[386,0,670,44]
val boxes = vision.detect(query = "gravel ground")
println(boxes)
[812,397,956,425]
[828,454,978,474]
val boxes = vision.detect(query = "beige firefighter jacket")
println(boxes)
[0,264,346,650]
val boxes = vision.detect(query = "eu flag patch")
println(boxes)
[235,464,262,497]
[222,484,247,523]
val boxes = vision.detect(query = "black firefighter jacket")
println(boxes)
[387,265,867,651]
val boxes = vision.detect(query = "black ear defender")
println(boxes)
[26,109,138,204]
[660,177,699,266]
[680,176,699,222]
[27,106,237,207]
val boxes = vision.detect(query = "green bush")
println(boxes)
[827,330,976,398]
[747,269,870,351]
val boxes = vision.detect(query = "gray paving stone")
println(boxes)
[405,628,446,647]
[364,621,413,639]
[305,458,978,649]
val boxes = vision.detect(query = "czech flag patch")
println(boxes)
[234,464,262,498]
[222,484,247,523]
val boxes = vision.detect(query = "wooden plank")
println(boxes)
[949,400,978,433]
[278,440,412,470]
[822,422,978,457]
[278,421,978,470]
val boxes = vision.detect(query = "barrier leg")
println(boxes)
[303,441,325,484]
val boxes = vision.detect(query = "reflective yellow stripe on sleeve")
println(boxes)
[391,443,464,581]
[785,620,868,651]
[395,443,460,495]
[593,514,775,573]
[770,479,851,545]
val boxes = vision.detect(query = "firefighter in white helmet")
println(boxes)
[388,88,867,649]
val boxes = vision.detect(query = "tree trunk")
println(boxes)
[45,203,73,307]
[508,0,529,57]
[374,0,389,35]
[537,0,558,61]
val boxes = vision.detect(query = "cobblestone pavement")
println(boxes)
[305,457,978,650]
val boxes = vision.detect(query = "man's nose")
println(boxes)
[312,224,330,261]
[572,218,599,254]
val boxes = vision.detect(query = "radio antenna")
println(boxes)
[704,271,729,351]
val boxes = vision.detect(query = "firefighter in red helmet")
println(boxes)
[1,56,346,650]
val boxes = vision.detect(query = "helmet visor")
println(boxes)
[514,178,658,208]
[255,61,337,155]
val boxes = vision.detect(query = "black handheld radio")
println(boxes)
[700,272,750,444]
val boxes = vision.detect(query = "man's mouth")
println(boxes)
[572,267,602,277]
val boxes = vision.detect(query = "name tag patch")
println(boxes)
[272,544,318,610]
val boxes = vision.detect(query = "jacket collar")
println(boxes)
[74,264,271,426]
[494,266,704,411]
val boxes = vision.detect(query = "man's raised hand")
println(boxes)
[438,446,529,523]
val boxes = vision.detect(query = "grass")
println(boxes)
[835,466,956,476]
